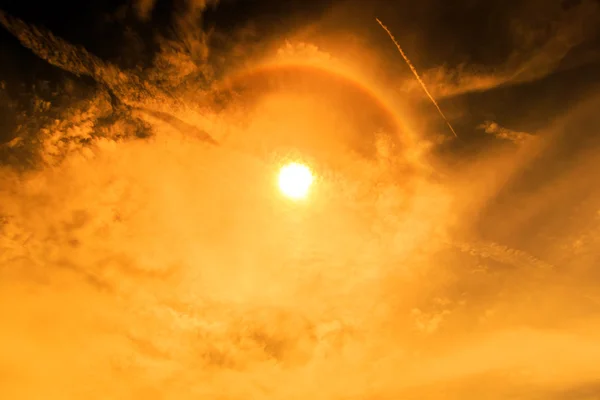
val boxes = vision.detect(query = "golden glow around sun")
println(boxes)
[278,162,314,200]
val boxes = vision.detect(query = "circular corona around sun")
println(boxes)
[278,162,314,200]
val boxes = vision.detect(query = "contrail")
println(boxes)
[376,18,458,138]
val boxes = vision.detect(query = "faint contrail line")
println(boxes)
[376,18,458,138]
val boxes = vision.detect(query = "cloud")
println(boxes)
[133,0,157,20]
[398,0,600,98]
[1,1,600,398]
[478,120,534,144]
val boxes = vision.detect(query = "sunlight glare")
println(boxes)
[278,162,314,200]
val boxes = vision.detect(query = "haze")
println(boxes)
[0,0,599,399]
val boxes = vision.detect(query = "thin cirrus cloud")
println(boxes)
[397,0,600,99]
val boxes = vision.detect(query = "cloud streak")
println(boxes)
[398,0,600,98]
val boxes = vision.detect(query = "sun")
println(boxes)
[278,162,314,200]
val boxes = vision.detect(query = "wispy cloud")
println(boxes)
[132,0,157,21]
[399,0,600,98]
[478,120,534,144]
[1,1,600,398]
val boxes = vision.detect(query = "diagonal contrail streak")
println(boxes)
[376,18,458,138]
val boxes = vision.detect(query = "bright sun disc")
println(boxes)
[278,162,314,200]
